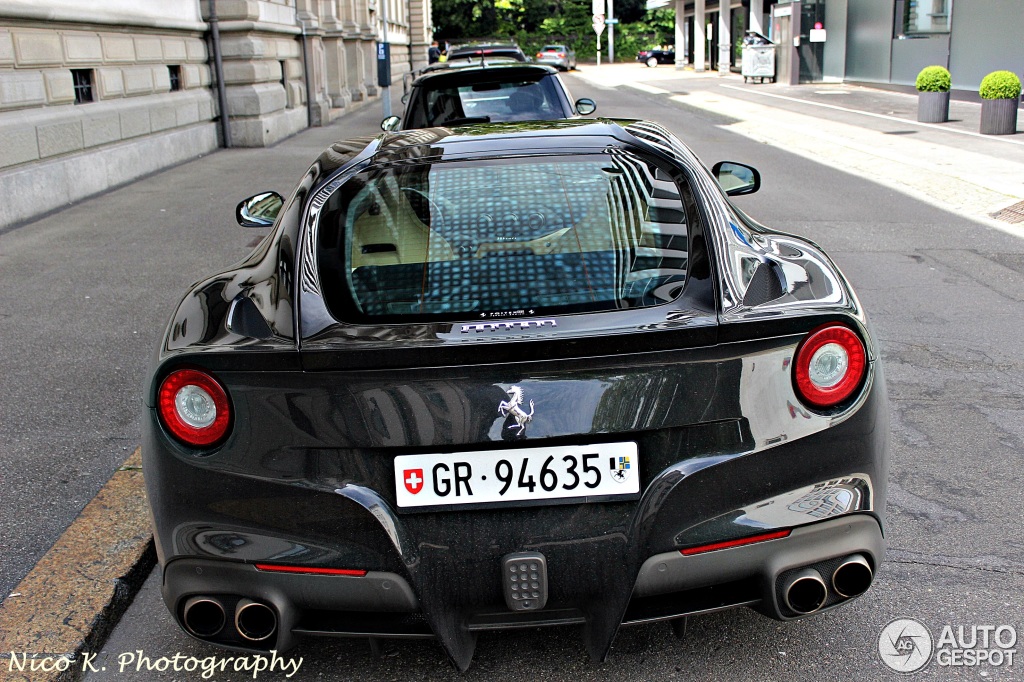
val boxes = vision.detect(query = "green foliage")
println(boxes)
[432,0,674,63]
[615,0,649,24]
[915,65,950,93]
[979,70,1022,100]
[432,0,497,40]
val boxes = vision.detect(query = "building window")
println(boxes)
[71,69,94,104]
[168,65,182,91]
[280,61,291,108]
[903,0,951,35]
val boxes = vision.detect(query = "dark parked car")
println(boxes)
[637,47,675,67]
[420,55,521,74]
[144,119,888,671]
[383,63,596,131]
[447,43,528,62]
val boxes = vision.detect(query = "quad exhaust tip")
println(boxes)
[832,554,873,598]
[235,599,278,642]
[783,568,828,614]
[182,596,226,638]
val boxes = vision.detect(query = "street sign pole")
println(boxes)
[593,12,605,66]
[607,0,615,64]
[379,0,391,118]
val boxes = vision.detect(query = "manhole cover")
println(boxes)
[991,199,1024,224]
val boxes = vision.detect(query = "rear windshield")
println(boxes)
[542,46,566,52]
[450,48,525,61]
[407,75,562,127]
[314,153,692,323]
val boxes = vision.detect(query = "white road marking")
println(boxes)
[626,82,672,95]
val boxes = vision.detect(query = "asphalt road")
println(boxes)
[4,68,1023,680]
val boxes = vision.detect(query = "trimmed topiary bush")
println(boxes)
[979,70,1022,100]
[979,71,1020,134]
[915,65,950,92]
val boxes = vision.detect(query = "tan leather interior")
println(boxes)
[350,181,454,268]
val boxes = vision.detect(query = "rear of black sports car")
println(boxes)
[142,121,888,670]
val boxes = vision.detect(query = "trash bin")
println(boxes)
[741,31,775,83]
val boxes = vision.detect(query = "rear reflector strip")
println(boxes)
[680,529,791,556]
[254,564,367,577]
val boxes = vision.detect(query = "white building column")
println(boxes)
[750,0,764,35]
[694,0,705,72]
[674,0,686,67]
[718,0,730,74]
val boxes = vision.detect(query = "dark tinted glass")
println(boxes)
[408,76,562,127]
[315,153,691,323]
[449,47,526,61]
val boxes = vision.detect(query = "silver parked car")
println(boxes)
[535,44,576,71]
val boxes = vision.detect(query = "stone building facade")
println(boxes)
[0,0,432,229]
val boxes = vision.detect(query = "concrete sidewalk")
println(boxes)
[569,63,1024,239]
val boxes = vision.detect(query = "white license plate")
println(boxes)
[394,442,639,509]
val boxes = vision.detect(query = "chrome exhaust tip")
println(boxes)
[182,596,226,638]
[832,554,873,598]
[783,568,828,614]
[235,599,278,642]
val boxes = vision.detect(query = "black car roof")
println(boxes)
[373,120,639,164]
[308,119,691,182]
[411,62,557,87]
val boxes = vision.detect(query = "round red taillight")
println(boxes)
[157,369,232,447]
[793,325,867,409]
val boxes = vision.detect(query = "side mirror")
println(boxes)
[712,161,761,196]
[381,115,402,131]
[575,98,597,116]
[235,191,284,228]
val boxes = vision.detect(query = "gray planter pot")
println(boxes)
[980,97,1019,135]
[917,90,949,123]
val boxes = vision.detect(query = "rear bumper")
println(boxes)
[161,514,882,654]
[162,559,423,652]
[144,342,888,669]
[537,57,570,68]
[633,514,884,619]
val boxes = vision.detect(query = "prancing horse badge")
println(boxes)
[498,385,534,437]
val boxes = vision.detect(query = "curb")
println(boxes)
[0,448,155,682]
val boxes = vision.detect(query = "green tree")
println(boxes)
[615,0,648,24]
[431,0,674,61]
[432,0,498,39]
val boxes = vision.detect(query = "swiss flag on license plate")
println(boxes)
[403,469,424,494]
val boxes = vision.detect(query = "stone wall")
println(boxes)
[0,0,433,230]
[0,4,218,228]
[209,0,309,146]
